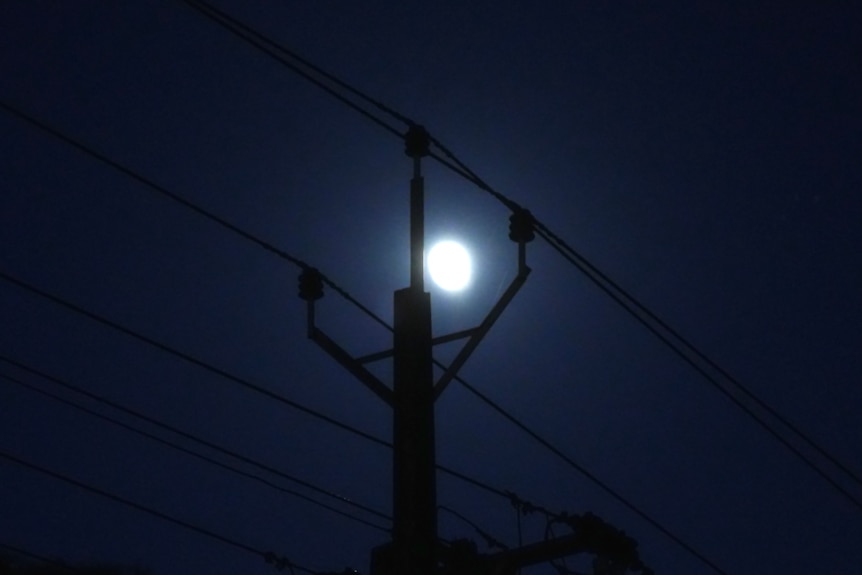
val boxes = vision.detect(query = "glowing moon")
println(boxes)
[427,240,472,291]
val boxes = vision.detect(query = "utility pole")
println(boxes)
[302,124,455,575]
[297,127,652,574]
[391,124,436,575]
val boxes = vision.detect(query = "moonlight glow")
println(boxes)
[427,241,472,291]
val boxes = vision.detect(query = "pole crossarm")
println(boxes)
[355,327,480,365]
[356,348,395,364]
[309,326,394,406]
[431,327,479,346]
[433,267,530,400]
[482,533,591,574]
[441,515,652,575]
[476,511,652,575]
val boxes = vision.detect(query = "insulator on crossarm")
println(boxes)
[508,209,535,243]
[298,268,324,301]
[404,124,430,158]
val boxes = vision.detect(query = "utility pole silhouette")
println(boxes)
[389,124,436,575]
[298,127,648,575]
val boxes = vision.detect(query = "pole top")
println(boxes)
[404,125,431,158]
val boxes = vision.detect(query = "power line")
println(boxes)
[0,366,390,533]
[2,8,734,570]
[429,140,522,213]
[177,0,522,222]
[0,100,307,270]
[180,0,406,140]
[173,1,523,218]
[173,0,859,499]
[0,542,80,573]
[0,15,736,568]
[172,2,862,505]
[1,362,562,555]
[1,106,724,575]
[182,0,415,129]
[440,364,729,575]
[0,270,531,517]
[0,448,319,575]
[0,99,391,335]
[185,0,862,498]
[534,224,862,485]
[432,134,855,492]
[415,113,862,510]
[0,268,391,450]
[435,463,511,502]
[533,226,862,512]
[418,121,862,507]
[11,5,844,560]
[0,354,389,521]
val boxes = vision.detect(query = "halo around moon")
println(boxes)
[427,240,471,291]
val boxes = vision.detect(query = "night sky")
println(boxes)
[2,2,861,574]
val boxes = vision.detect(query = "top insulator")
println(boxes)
[508,209,535,243]
[298,267,324,301]
[404,125,430,158]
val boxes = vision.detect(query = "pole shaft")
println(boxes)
[410,159,424,291]
[393,288,435,575]
[392,154,435,575]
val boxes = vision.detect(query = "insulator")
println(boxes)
[404,124,430,158]
[508,209,535,243]
[298,268,324,301]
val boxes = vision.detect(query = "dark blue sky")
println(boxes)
[2,2,860,574]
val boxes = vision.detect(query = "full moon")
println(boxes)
[427,240,471,291]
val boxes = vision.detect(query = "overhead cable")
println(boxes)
[0,449,318,575]
[0,542,80,573]
[178,0,521,216]
[2,12,743,567]
[0,100,306,269]
[0,99,391,335]
[0,354,389,520]
[0,368,390,533]
[12,5,841,560]
[180,0,406,139]
[440,363,728,575]
[178,0,862,497]
[0,268,390,450]
[0,271,523,513]
[176,2,862,500]
[415,102,862,505]
[533,227,862,512]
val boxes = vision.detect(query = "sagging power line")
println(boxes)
[173,0,862,513]
[0,449,321,575]
[6,4,858,572]
[0,362,390,532]
[0,268,389,449]
[0,268,542,524]
[0,99,390,335]
[0,100,565,524]
[0,12,738,574]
